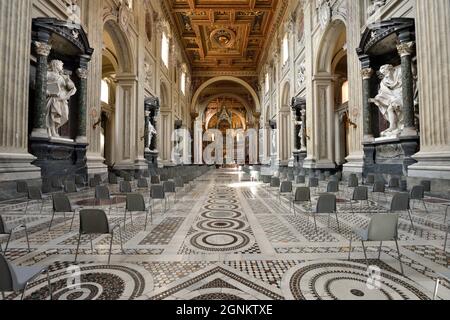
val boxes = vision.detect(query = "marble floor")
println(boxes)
[0,168,449,300]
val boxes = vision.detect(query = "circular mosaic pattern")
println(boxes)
[196,219,246,231]
[201,210,242,219]
[207,198,238,205]
[281,260,431,300]
[188,231,253,252]
[204,203,239,211]
[11,264,153,301]
[192,293,244,300]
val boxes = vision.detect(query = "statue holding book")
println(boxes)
[46,60,77,137]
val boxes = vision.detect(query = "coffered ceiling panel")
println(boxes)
[166,0,281,73]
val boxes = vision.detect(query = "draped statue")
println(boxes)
[369,64,404,137]
[148,121,157,150]
[46,60,77,138]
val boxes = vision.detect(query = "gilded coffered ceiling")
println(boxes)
[165,0,282,74]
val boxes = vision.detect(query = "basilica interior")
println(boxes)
[0,0,450,301]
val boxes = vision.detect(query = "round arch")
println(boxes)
[199,93,254,118]
[103,19,134,74]
[315,19,347,74]
[281,81,291,107]
[191,76,261,114]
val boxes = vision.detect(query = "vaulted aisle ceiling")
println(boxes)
[165,0,282,73]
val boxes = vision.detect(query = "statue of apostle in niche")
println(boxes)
[46,60,77,138]
[148,121,157,150]
[369,64,404,137]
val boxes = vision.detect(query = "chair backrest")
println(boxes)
[79,209,109,234]
[126,193,146,212]
[348,175,359,188]
[421,180,431,192]
[262,175,272,184]
[366,174,375,184]
[137,178,149,189]
[329,176,339,183]
[174,177,184,188]
[120,181,132,193]
[353,186,368,201]
[410,185,425,200]
[0,215,5,234]
[164,181,176,193]
[327,181,339,193]
[17,180,28,193]
[389,177,400,188]
[75,175,86,186]
[142,170,150,178]
[287,173,294,181]
[151,185,165,199]
[53,193,72,212]
[28,186,42,200]
[309,178,319,188]
[108,173,118,185]
[64,181,78,193]
[270,177,281,188]
[134,171,142,179]
[280,181,293,193]
[89,178,100,188]
[51,176,62,188]
[95,186,111,200]
[373,181,386,193]
[367,214,399,241]
[316,194,336,214]
[336,172,343,181]
[151,176,161,184]
[296,175,306,184]
[390,193,410,211]
[160,173,169,182]
[0,254,13,292]
[294,187,311,202]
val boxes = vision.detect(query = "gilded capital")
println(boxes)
[34,42,52,57]
[397,41,415,57]
[361,68,374,80]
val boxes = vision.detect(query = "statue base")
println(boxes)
[145,150,159,170]
[29,136,88,190]
[363,135,419,183]
[293,150,307,168]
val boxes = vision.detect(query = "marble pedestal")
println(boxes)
[363,136,419,181]
[29,136,88,182]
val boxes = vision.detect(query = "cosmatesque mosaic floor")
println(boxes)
[1,169,450,300]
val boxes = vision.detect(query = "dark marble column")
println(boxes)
[397,41,417,136]
[31,40,51,138]
[361,67,374,141]
[144,111,150,150]
[76,65,88,142]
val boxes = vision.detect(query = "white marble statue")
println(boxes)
[46,60,77,138]
[148,121,157,150]
[369,64,404,137]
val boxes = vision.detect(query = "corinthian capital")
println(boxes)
[397,41,415,57]
[361,68,374,80]
[34,42,52,57]
[76,68,89,79]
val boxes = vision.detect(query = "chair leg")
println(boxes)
[313,214,318,233]
[335,212,341,233]
[119,226,124,252]
[24,226,31,252]
[48,210,56,231]
[394,239,404,275]
[407,209,415,231]
[47,270,53,300]
[21,282,28,300]
[25,199,29,215]
[378,241,383,260]
[74,233,82,262]
[70,211,76,232]
[361,241,369,268]
[4,233,12,252]
[1,291,5,300]
[433,278,441,300]
[108,232,114,265]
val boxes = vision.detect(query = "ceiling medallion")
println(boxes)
[210,28,236,49]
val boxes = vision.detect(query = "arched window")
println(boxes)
[341,80,349,104]
[180,71,186,95]
[282,34,289,65]
[101,79,109,104]
[161,32,170,68]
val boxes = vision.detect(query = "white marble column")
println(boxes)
[194,118,203,164]
[409,0,450,187]
[0,0,41,182]
[343,0,364,175]
[85,0,107,176]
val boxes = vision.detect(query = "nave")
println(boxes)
[1,168,449,300]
